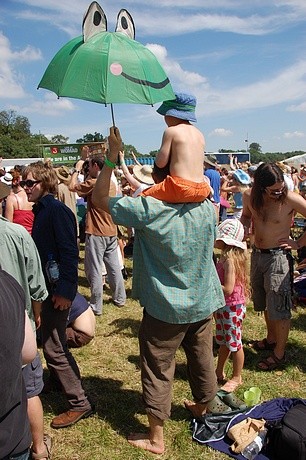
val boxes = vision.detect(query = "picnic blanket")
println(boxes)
[191,397,306,459]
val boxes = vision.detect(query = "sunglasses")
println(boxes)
[265,185,285,196]
[20,180,41,188]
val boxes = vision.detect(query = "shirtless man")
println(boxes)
[142,92,211,202]
[240,162,306,371]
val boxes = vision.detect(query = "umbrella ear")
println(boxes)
[115,9,135,40]
[83,1,107,42]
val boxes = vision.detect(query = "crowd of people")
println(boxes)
[0,92,305,458]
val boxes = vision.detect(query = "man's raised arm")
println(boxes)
[92,126,122,212]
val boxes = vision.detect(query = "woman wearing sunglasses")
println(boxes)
[4,168,35,234]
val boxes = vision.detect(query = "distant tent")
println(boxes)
[283,153,306,168]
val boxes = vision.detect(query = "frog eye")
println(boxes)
[83,1,107,42]
[115,9,135,40]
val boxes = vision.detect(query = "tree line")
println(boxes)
[0,110,304,163]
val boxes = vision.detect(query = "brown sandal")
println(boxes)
[250,338,276,351]
[257,352,286,372]
[31,434,52,460]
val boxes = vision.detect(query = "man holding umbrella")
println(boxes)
[92,126,224,454]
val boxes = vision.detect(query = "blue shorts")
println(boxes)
[22,352,44,398]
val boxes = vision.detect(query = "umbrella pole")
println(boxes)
[110,103,116,127]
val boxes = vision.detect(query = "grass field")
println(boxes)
[40,247,306,460]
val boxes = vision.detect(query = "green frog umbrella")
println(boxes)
[38,1,175,124]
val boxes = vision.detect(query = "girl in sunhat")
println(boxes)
[221,168,251,219]
[214,218,249,393]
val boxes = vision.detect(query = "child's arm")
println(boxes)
[155,129,172,168]
[131,151,141,166]
[222,259,235,296]
[119,151,141,190]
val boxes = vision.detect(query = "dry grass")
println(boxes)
[40,247,306,460]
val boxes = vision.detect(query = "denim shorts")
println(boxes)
[22,352,44,398]
[2,448,30,460]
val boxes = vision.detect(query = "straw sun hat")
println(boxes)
[133,164,154,185]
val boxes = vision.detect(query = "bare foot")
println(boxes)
[127,433,165,454]
[184,400,207,418]
[220,378,242,393]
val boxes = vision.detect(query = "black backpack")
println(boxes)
[267,403,306,460]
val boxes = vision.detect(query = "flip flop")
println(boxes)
[257,352,286,372]
[250,338,276,351]
[220,379,242,393]
[217,390,247,410]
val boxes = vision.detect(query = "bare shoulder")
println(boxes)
[242,188,251,201]
[287,190,306,211]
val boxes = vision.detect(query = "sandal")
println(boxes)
[250,338,276,351]
[257,352,286,372]
[220,379,242,393]
[31,434,52,460]
[217,390,247,411]
[207,395,232,414]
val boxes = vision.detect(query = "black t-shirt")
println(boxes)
[0,269,31,458]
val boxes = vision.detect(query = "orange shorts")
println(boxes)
[141,175,211,203]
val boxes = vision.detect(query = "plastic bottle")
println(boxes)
[241,428,268,460]
[45,254,59,284]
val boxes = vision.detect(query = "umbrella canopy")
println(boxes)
[38,2,175,106]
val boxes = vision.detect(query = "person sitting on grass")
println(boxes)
[214,218,249,393]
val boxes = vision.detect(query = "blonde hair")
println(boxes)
[221,245,250,300]
[22,161,58,195]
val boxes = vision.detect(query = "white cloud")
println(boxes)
[146,43,208,91]
[209,128,233,137]
[192,60,306,117]
[283,131,305,139]
[14,0,306,38]
[10,93,76,117]
[0,32,42,99]
[287,101,306,112]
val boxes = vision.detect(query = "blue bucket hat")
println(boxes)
[157,93,197,123]
[232,169,251,185]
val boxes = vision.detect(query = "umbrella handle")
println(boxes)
[110,103,116,127]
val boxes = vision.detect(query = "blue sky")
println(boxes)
[0,0,306,155]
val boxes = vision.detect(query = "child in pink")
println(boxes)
[214,218,249,393]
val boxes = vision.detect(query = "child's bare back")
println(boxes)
[156,122,205,182]
[142,92,210,203]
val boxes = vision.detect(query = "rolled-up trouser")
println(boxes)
[139,310,217,421]
[41,296,92,411]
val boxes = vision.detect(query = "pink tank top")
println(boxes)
[216,261,245,306]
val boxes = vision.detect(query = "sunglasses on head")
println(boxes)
[20,179,41,188]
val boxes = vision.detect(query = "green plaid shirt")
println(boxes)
[110,196,224,324]
[0,216,48,330]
